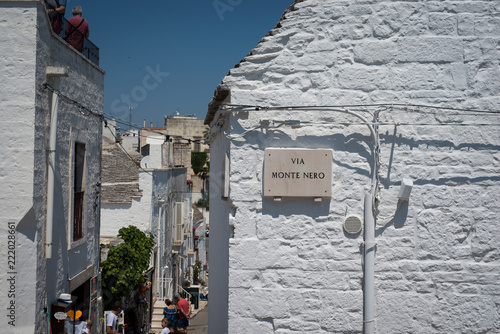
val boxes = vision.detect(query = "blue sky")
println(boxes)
[67,0,293,128]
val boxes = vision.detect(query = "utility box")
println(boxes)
[185,285,200,309]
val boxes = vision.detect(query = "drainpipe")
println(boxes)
[364,110,380,334]
[45,66,68,259]
[157,198,165,298]
[364,193,375,334]
[327,107,378,334]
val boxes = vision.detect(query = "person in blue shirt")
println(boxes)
[163,299,178,333]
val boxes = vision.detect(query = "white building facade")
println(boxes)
[0,1,104,333]
[205,0,500,333]
[100,140,195,316]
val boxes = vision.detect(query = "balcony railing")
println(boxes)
[58,17,100,66]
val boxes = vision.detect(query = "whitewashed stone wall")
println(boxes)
[206,0,500,333]
[0,1,104,333]
[101,171,154,236]
[0,3,39,333]
[101,168,187,237]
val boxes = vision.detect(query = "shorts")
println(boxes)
[177,318,189,328]
[165,317,177,329]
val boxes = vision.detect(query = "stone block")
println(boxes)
[353,40,397,64]
[229,180,262,202]
[229,238,298,269]
[458,13,475,36]
[428,13,457,35]
[337,65,390,92]
[398,37,463,63]
[228,316,275,333]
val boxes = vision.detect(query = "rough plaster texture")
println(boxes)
[206,0,500,333]
[0,2,104,333]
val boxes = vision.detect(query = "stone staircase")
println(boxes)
[150,301,166,334]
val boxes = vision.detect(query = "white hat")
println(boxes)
[58,293,72,303]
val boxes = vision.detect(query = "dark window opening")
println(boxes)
[73,142,85,241]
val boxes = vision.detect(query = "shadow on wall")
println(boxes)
[262,196,332,217]
[229,118,500,228]
[16,206,37,241]
[375,200,410,237]
[380,126,500,189]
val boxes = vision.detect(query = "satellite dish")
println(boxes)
[141,156,150,169]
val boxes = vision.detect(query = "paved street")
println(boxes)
[188,304,208,334]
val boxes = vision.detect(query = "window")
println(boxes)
[193,137,201,152]
[73,142,85,241]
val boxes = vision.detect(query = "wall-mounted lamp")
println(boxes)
[398,178,413,201]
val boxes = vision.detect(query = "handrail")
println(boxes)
[176,285,192,302]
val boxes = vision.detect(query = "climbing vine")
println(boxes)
[101,226,155,306]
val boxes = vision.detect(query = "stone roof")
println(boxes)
[205,0,304,125]
[101,144,143,204]
[206,0,496,124]
[192,204,204,223]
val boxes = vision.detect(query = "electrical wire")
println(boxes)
[42,84,104,120]
[258,120,500,127]
[102,112,205,145]
[222,103,500,114]
[104,123,155,177]
[210,102,500,213]
[217,104,500,128]
[104,120,206,147]
[30,91,206,145]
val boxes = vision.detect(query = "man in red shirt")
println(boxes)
[65,6,89,52]
[174,293,190,333]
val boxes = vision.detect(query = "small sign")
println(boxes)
[264,148,332,197]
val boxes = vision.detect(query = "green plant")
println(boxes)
[101,226,155,305]
[194,198,209,210]
[193,260,202,284]
[191,152,209,176]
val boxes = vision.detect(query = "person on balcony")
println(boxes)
[65,6,89,53]
[45,0,66,34]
